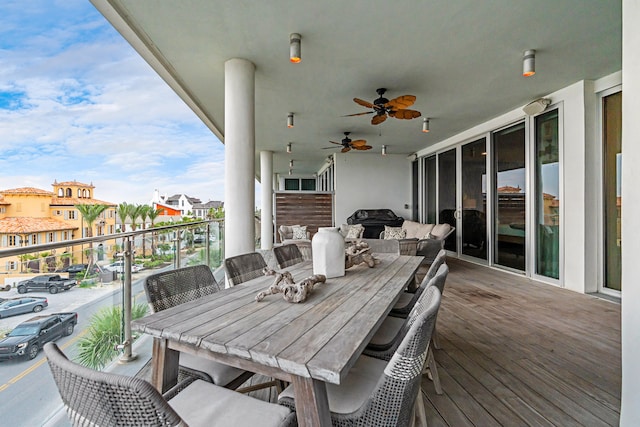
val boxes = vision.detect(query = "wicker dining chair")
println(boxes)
[349,238,400,254]
[144,265,253,389]
[44,343,297,427]
[364,264,449,395]
[390,249,447,318]
[273,244,305,269]
[224,252,268,286]
[278,286,441,427]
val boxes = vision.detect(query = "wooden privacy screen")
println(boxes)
[274,192,334,242]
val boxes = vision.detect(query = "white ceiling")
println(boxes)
[92,0,621,177]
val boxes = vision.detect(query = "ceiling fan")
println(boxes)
[345,88,422,125]
[323,132,372,153]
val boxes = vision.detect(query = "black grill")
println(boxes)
[346,209,404,238]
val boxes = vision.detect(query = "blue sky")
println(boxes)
[0,0,226,205]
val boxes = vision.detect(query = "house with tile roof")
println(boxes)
[0,181,117,275]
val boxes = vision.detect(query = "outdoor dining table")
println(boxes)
[133,253,423,427]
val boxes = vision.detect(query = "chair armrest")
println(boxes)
[416,238,445,263]
[398,238,418,256]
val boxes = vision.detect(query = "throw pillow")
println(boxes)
[383,225,406,240]
[292,225,308,240]
[345,224,364,239]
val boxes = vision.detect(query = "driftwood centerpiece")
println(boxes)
[345,241,380,269]
[255,267,326,303]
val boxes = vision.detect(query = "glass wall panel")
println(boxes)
[461,138,487,260]
[425,155,437,223]
[493,123,526,271]
[438,149,457,252]
[535,110,560,279]
[603,91,622,291]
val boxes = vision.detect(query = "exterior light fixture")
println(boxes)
[289,159,294,168]
[381,145,387,156]
[523,49,536,77]
[288,169,293,175]
[287,113,294,128]
[422,118,430,133]
[290,33,301,63]
[287,142,292,153]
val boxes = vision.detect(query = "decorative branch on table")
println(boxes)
[345,241,380,269]
[255,267,326,303]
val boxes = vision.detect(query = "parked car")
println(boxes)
[16,274,77,294]
[0,312,77,360]
[0,297,48,319]
[60,264,88,274]
[103,261,142,273]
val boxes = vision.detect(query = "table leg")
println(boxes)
[151,338,180,393]
[291,376,332,427]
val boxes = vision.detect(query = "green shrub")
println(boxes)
[76,304,148,370]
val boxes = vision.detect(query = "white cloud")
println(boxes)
[0,0,226,205]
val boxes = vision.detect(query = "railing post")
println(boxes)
[205,223,211,268]
[119,238,137,363]
[174,233,181,269]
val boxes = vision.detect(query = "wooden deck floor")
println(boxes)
[137,257,621,426]
[421,258,621,427]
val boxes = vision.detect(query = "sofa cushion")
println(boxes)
[430,223,452,239]
[402,220,434,239]
[340,223,364,239]
[383,225,406,240]
[279,225,300,239]
[291,225,308,240]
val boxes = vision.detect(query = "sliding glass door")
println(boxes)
[493,123,526,271]
[438,149,457,252]
[461,138,487,260]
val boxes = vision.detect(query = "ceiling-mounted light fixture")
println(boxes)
[288,169,293,175]
[286,142,292,153]
[422,118,430,133]
[290,33,301,63]
[289,159,294,168]
[523,49,536,77]
[287,113,294,128]
[381,145,387,156]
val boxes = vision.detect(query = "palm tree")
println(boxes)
[75,204,109,269]
[117,202,131,233]
[138,205,150,256]
[147,207,162,257]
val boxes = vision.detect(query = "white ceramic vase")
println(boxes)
[312,227,345,278]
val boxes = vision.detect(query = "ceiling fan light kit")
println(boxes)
[523,49,536,77]
[290,33,301,63]
[287,113,294,128]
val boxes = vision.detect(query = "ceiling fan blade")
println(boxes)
[354,98,375,108]
[385,95,416,110]
[343,111,375,117]
[371,114,387,125]
[328,140,342,145]
[391,109,422,119]
[341,147,351,153]
[353,145,372,150]
[322,146,339,149]
[350,139,367,147]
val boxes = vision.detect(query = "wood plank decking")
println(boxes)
[137,257,621,426]
[421,258,621,426]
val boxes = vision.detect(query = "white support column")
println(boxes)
[621,1,640,425]
[260,150,274,249]
[224,58,256,258]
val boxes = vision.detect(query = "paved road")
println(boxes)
[0,268,159,426]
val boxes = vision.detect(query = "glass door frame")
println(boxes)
[597,85,622,297]
[527,103,564,286]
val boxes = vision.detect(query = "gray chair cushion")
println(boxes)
[278,355,386,415]
[367,316,404,350]
[179,353,248,387]
[392,292,414,311]
[170,379,293,427]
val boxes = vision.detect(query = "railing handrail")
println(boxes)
[0,219,222,258]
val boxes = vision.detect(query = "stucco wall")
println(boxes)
[333,152,412,225]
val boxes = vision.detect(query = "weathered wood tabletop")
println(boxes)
[134,253,422,427]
